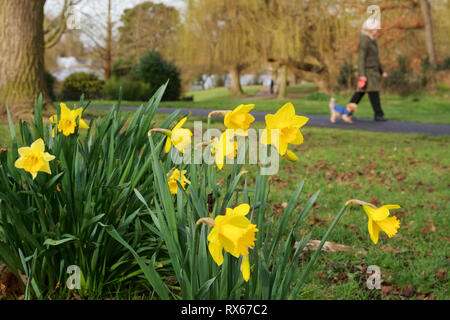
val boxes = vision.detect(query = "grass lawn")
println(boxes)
[1,109,448,300]
[63,84,450,124]
[270,127,449,299]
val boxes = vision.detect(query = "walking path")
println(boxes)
[91,106,450,136]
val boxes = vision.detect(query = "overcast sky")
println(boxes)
[45,0,186,20]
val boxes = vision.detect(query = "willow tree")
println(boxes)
[181,0,259,95]
[0,0,80,118]
[248,0,308,98]
[243,0,352,97]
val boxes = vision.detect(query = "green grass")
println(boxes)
[64,85,450,124]
[271,128,449,299]
[1,106,448,300]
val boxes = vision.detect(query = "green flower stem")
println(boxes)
[288,203,348,300]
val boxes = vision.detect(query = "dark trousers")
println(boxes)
[350,91,384,118]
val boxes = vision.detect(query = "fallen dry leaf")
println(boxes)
[380,245,404,254]
[401,284,414,298]
[436,269,447,280]
[0,270,23,298]
[381,286,393,294]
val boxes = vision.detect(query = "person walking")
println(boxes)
[349,19,388,122]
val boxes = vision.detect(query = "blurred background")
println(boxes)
[0,0,449,116]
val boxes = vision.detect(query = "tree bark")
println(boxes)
[420,0,437,67]
[229,66,243,95]
[104,0,112,79]
[0,0,48,119]
[278,64,288,99]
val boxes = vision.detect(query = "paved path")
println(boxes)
[91,106,450,136]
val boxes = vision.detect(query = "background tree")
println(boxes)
[0,0,80,118]
[420,0,436,68]
[117,1,180,69]
[81,0,116,80]
[181,0,259,95]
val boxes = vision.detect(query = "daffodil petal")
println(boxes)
[18,147,31,157]
[165,137,172,153]
[208,239,224,266]
[241,255,250,282]
[173,117,187,130]
[368,218,381,244]
[232,204,250,216]
[31,138,45,153]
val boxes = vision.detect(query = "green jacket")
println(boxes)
[357,33,383,92]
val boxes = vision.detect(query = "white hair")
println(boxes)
[362,17,381,31]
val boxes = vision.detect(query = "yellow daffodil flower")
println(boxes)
[260,102,308,156]
[224,104,255,136]
[14,138,55,179]
[50,103,89,136]
[363,204,401,244]
[207,203,258,263]
[210,131,237,170]
[164,117,193,154]
[167,168,190,194]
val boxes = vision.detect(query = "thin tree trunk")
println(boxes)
[420,0,437,67]
[229,66,243,95]
[104,0,112,79]
[278,64,288,99]
[0,0,48,119]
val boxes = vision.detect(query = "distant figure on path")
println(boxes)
[348,19,388,122]
[270,79,274,94]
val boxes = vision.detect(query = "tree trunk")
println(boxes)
[0,0,48,119]
[229,66,244,95]
[420,0,437,67]
[104,0,112,79]
[278,64,288,99]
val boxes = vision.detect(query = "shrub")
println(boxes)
[305,92,330,101]
[133,51,181,101]
[382,56,425,96]
[61,72,103,100]
[337,62,357,91]
[103,77,151,101]
[112,58,135,79]
[437,57,450,71]
[45,71,56,100]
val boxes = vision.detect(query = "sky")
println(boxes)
[45,0,186,20]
